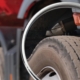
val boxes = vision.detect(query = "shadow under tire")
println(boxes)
[29,36,80,80]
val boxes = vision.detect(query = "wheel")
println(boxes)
[0,47,4,80]
[29,36,80,80]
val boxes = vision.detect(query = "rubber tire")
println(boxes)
[0,47,4,80]
[29,36,80,80]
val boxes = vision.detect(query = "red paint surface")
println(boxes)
[0,0,24,27]
[0,0,23,15]
[0,0,36,27]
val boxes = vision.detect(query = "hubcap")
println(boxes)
[42,72,59,80]
[41,66,61,80]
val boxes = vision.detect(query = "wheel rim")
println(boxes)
[42,72,59,80]
[41,66,61,80]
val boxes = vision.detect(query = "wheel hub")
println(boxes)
[42,72,59,80]
[41,66,61,80]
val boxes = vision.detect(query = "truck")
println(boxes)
[0,0,80,80]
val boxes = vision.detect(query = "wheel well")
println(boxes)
[25,7,73,58]
[28,0,61,19]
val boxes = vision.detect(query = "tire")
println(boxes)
[29,36,80,80]
[0,47,4,80]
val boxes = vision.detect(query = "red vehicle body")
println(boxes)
[0,0,80,27]
[0,0,36,27]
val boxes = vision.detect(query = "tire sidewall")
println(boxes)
[29,39,77,80]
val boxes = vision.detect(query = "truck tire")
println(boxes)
[29,36,80,80]
[0,47,4,80]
